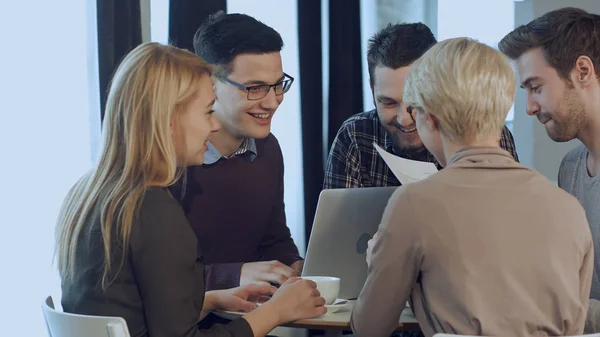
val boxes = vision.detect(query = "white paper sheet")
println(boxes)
[373,142,438,184]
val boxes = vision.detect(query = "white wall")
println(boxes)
[0,0,98,335]
[512,0,599,182]
[140,0,151,43]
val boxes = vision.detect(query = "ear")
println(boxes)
[424,111,440,132]
[573,55,596,87]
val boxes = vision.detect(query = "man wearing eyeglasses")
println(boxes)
[171,11,302,292]
[323,23,520,190]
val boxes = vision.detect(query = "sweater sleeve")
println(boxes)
[204,262,244,290]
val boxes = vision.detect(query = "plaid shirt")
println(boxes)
[323,109,520,189]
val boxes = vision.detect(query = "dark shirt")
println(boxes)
[174,133,302,290]
[61,187,253,337]
[323,109,520,189]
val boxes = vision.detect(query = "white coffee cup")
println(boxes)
[300,276,340,305]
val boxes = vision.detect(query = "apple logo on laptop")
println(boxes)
[356,233,372,254]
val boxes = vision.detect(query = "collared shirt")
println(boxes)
[204,137,258,165]
[351,147,593,337]
[323,109,520,189]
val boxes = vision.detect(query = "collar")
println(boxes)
[203,138,258,165]
[446,146,515,168]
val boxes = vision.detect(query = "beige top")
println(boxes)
[351,147,594,337]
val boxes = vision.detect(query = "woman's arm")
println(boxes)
[130,189,254,337]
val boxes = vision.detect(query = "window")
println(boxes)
[438,0,515,130]
[0,0,100,335]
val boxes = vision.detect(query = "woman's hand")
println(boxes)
[213,283,278,312]
[240,278,326,336]
[265,277,327,324]
[200,284,277,321]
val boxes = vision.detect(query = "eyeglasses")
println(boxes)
[407,105,417,123]
[224,73,295,100]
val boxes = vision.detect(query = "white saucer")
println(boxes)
[324,299,351,315]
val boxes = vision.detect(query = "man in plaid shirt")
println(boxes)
[324,23,519,190]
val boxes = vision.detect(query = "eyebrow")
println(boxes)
[520,76,541,89]
[243,74,286,86]
[376,95,401,103]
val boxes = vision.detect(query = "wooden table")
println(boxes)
[215,300,420,336]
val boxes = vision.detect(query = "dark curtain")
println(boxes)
[298,0,324,250]
[96,0,142,122]
[298,0,363,247]
[327,0,364,150]
[169,0,227,52]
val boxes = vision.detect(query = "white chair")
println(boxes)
[42,296,130,337]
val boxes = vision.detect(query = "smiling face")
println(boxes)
[213,52,285,140]
[516,48,586,142]
[373,65,425,155]
[173,75,221,166]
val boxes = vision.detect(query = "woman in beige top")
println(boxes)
[351,38,594,337]
[55,43,326,337]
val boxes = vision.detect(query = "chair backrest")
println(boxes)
[42,296,130,337]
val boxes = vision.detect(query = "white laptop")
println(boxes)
[302,186,397,300]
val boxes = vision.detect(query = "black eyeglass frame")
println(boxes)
[406,105,418,123]
[224,73,295,100]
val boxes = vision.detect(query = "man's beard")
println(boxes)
[388,119,428,159]
[545,87,586,142]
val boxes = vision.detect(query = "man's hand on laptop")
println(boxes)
[241,260,298,286]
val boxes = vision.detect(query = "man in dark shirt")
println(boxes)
[176,12,303,291]
[324,23,520,189]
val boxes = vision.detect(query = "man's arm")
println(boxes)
[257,141,302,266]
[500,125,520,162]
[580,224,598,333]
[323,124,363,189]
[351,186,422,337]
[204,262,244,290]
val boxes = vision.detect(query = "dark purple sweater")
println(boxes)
[175,134,302,290]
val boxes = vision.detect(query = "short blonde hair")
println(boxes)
[403,37,516,142]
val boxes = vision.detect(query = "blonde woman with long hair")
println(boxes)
[55,42,326,337]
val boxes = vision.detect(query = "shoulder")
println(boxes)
[332,110,380,147]
[141,187,180,209]
[137,187,189,236]
[561,143,587,168]
[256,133,282,154]
[255,134,284,167]
[338,110,379,135]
